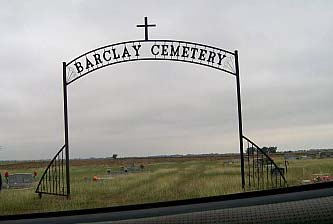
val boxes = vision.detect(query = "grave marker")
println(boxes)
[8,173,33,189]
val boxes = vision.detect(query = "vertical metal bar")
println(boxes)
[62,149,64,194]
[52,164,54,193]
[48,167,50,193]
[47,171,49,192]
[57,155,60,194]
[284,160,288,187]
[54,157,57,194]
[270,162,273,188]
[260,153,265,189]
[257,148,259,189]
[49,166,51,193]
[63,62,71,198]
[52,163,56,193]
[266,160,269,188]
[43,174,45,191]
[50,164,52,193]
[55,157,57,194]
[235,50,245,190]
[252,144,255,187]
[57,156,59,193]
[247,140,250,189]
[58,154,61,193]
[47,170,49,192]
[276,170,278,187]
[280,172,282,187]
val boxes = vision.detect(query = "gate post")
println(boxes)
[235,51,245,190]
[62,62,70,197]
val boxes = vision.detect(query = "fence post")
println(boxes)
[235,50,245,190]
[63,62,70,198]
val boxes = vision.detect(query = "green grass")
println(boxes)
[0,158,332,215]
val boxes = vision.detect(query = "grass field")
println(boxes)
[0,157,333,215]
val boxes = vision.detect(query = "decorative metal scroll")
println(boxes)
[243,136,287,190]
[35,145,68,197]
[65,40,236,85]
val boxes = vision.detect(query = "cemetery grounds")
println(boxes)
[1,156,333,215]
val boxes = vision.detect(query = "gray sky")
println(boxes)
[0,1,332,160]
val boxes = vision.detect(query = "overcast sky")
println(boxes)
[0,1,332,160]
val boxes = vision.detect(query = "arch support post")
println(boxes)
[63,62,70,198]
[235,50,245,190]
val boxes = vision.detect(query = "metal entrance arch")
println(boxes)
[35,17,286,198]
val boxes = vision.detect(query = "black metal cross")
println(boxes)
[136,17,156,41]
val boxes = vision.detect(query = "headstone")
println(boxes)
[284,155,297,160]
[8,173,33,188]
[106,165,145,176]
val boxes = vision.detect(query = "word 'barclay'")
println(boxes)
[72,42,228,75]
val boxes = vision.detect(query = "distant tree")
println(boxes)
[262,147,269,153]
[246,146,278,154]
[269,147,278,153]
[261,146,277,154]
[112,154,118,159]
[246,147,256,154]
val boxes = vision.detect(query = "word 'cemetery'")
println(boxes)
[67,41,235,84]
